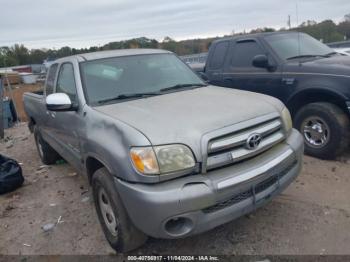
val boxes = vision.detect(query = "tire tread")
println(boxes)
[92,168,147,253]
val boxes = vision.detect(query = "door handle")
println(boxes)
[223,77,233,81]
[50,112,56,118]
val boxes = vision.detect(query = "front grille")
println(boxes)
[202,159,297,213]
[206,117,284,171]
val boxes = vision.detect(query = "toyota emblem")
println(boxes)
[246,133,262,150]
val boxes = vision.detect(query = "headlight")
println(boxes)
[281,107,292,133]
[130,144,195,175]
[154,145,195,173]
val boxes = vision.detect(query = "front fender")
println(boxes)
[286,85,349,116]
[82,107,162,183]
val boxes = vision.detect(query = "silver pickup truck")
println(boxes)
[24,49,304,252]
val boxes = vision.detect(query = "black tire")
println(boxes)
[294,102,350,159]
[34,126,60,165]
[92,167,147,253]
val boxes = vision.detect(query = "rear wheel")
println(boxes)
[34,126,60,164]
[294,102,350,159]
[92,167,147,253]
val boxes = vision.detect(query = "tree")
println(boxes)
[56,46,72,58]
[298,20,344,42]
[338,21,350,40]
[10,44,30,65]
[250,27,276,34]
[301,20,317,27]
[161,37,177,52]
[30,49,47,64]
[345,13,350,22]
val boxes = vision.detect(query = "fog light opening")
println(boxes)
[164,217,193,237]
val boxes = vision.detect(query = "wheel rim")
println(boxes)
[98,187,118,237]
[301,116,330,148]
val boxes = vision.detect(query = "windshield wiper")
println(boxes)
[159,83,207,92]
[97,83,207,104]
[286,52,338,60]
[97,92,161,104]
[324,52,338,57]
[286,55,322,60]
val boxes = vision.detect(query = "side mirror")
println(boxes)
[252,54,269,69]
[198,72,209,82]
[46,93,76,111]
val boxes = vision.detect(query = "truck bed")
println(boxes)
[24,90,44,98]
[23,91,46,131]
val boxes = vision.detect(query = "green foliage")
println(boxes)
[29,49,47,64]
[338,21,350,40]
[297,20,344,43]
[250,27,276,34]
[1,15,350,67]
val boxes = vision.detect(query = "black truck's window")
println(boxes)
[209,41,229,69]
[46,63,58,95]
[231,41,264,68]
[56,63,77,103]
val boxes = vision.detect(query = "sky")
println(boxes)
[0,0,349,49]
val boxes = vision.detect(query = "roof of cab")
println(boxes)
[55,49,172,63]
[213,31,300,44]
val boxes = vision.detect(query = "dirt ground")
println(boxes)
[0,123,350,255]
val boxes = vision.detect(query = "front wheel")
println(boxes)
[294,102,350,159]
[92,167,147,253]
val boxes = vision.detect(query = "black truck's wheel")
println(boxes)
[294,102,350,159]
[34,126,60,165]
[92,167,147,253]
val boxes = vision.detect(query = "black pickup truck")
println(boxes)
[194,31,350,159]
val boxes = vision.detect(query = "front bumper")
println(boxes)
[115,129,304,239]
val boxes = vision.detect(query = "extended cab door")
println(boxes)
[205,41,230,86]
[49,62,84,169]
[221,39,283,99]
[40,63,59,144]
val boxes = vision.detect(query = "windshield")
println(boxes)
[80,53,204,105]
[264,33,334,60]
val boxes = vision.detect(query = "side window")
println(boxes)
[46,63,58,95]
[209,41,229,69]
[231,41,265,68]
[56,63,77,103]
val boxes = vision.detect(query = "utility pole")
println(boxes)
[0,76,4,139]
[287,15,291,30]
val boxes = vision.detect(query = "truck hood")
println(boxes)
[94,86,283,159]
[286,55,350,76]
